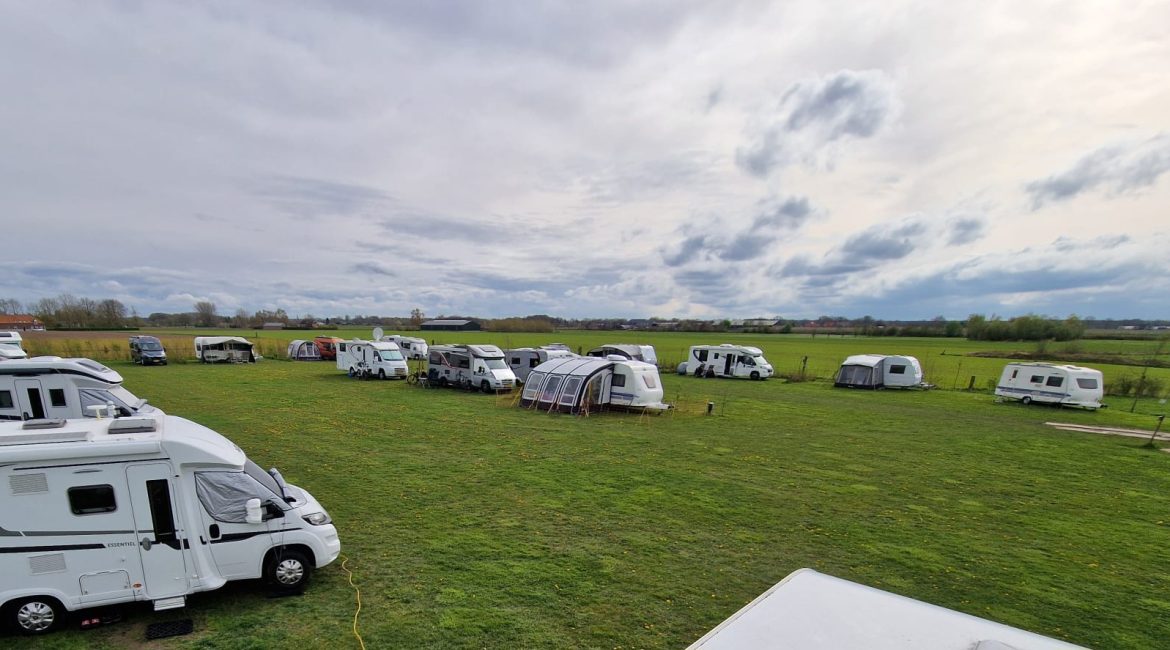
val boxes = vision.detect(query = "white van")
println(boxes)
[995,363,1104,410]
[684,344,774,380]
[0,331,27,360]
[378,335,429,361]
[0,357,161,421]
[504,347,577,383]
[427,344,517,392]
[0,414,340,634]
[335,339,408,379]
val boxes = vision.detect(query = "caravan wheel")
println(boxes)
[1022,396,1032,405]
[7,596,64,635]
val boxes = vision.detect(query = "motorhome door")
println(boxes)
[14,378,49,420]
[723,355,734,376]
[126,464,190,600]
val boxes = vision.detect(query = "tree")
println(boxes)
[0,298,22,314]
[231,308,248,328]
[410,308,425,327]
[194,301,217,327]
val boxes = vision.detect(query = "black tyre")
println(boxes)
[378,369,386,380]
[7,596,64,635]
[750,371,760,381]
[266,549,312,591]
[438,377,448,388]
[481,380,492,393]
[1022,396,1032,405]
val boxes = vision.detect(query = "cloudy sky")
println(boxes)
[2,1,1168,320]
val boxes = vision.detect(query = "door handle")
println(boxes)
[140,538,153,551]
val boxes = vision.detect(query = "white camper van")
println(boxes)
[378,335,429,361]
[586,344,658,366]
[684,344,774,380]
[995,363,1104,410]
[0,357,160,421]
[688,568,1080,649]
[427,344,517,392]
[194,337,257,363]
[335,339,408,379]
[0,414,340,634]
[835,354,924,389]
[0,331,28,360]
[520,356,669,413]
[505,347,577,383]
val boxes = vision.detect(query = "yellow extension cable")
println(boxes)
[340,555,366,650]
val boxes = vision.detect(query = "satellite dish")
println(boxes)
[372,327,384,341]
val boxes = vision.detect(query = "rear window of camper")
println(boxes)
[69,485,117,514]
[1077,378,1098,389]
[612,374,626,387]
[1046,376,1064,387]
[643,373,657,389]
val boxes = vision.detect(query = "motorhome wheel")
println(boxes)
[438,376,448,388]
[378,369,386,380]
[750,371,760,380]
[1022,396,1032,405]
[7,597,63,635]
[266,549,312,591]
[481,380,491,393]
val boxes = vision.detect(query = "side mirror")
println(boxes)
[245,498,263,525]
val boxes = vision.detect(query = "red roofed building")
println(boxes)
[0,315,45,331]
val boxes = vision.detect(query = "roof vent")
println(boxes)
[21,419,67,430]
[108,418,157,435]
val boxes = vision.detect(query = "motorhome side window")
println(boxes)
[1045,376,1064,387]
[696,349,708,361]
[69,485,116,514]
[0,390,12,409]
[49,388,67,407]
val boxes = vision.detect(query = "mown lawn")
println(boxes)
[8,336,1170,648]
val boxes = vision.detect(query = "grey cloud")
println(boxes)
[750,197,812,230]
[736,70,898,177]
[840,221,925,261]
[251,176,393,220]
[946,218,986,246]
[351,262,397,277]
[1052,234,1130,252]
[1026,133,1170,208]
[663,235,711,267]
[662,195,814,266]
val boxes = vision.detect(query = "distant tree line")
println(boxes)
[1,294,133,329]
[965,314,1086,341]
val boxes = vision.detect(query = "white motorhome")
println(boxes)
[378,335,429,361]
[194,337,257,364]
[0,414,340,634]
[0,357,161,421]
[688,568,1080,649]
[504,347,577,383]
[335,339,408,379]
[835,354,924,389]
[427,344,517,392]
[0,331,28,360]
[684,344,774,380]
[520,356,669,413]
[995,363,1104,410]
[586,344,658,366]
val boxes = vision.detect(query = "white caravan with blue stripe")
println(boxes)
[0,414,340,635]
[994,362,1104,410]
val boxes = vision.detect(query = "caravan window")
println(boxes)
[510,357,521,365]
[642,373,657,389]
[0,390,12,409]
[1030,375,1044,383]
[69,485,116,515]
[1046,376,1064,387]
[1011,369,1018,379]
[612,374,626,387]
[889,365,907,375]
[1076,378,1098,389]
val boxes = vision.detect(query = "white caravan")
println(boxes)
[194,337,257,363]
[504,347,577,383]
[335,339,408,379]
[688,568,1080,649]
[378,335,429,360]
[0,357,160,421]
[835,354,924,389]
[520,356,669,413]
[0,331,28,360]
[586,344,658,366]
[684,344,774,380]
[0,414,340,634]
[427,344,518,392]
[995,363,1104,410]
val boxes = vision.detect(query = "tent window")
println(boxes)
[522,373,545,400]
[612,374,626,388]
[1045,376,1064,387]
[1076,378,1098,389]
[889,365,906,375]
[540,375,562,403]
[559,377,582,405]
[1029,375,1044,383]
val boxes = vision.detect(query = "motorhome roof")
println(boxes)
[1005,362,1099,373]
[0,357,123,384]
[0,414,245,467]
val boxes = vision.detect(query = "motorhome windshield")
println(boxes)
[485,358,507,370]
[244,459,285,501]
[379,350,404,361]
[79,386,153,417]
[0,341,20,350]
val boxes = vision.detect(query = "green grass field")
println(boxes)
[9,332,1170,648]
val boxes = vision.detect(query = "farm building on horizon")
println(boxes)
[0,315,45,331]
[421,319,482,331]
